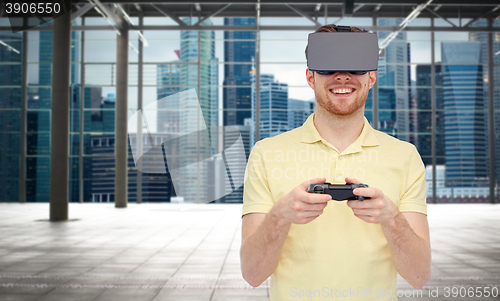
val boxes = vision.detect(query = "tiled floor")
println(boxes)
[0,203,499,300]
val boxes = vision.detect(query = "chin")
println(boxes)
[327,108,359,117]
[324,100,363,116]
[316,93,366,117]
[331,102,367,116]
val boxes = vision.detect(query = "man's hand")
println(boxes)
[345,177,431,288]
[345,176,398,226]
[240,177,332,287]
[274,177,332,225]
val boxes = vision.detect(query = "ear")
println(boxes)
[368,71,377,89]
[306,68,315,90]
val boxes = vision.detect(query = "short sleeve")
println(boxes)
[398,145,427,215]
[242,142,275,216]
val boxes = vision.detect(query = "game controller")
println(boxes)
[306,182,370,201]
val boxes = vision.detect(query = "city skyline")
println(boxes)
[1,17,499,203]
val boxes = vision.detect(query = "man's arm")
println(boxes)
[240,178,331,287]
[240,211,290,287]
[383,211,431,289]
[346,177,431,289]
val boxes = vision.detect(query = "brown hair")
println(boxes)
[305,24,368,59]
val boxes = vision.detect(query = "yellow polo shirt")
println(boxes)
[242,113,427,301]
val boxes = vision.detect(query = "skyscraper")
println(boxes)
[377,18,411,141]
[251,73,288,146]
[68,85,105,202]
[223,18,256,126]
[441,42,488,187]
[469,20,500,185]
[180,18,218,130]
[0,32,22,202]
[288,98,315,130]
[152,20,220,203]
[171,18,219,203]
[157,51,181,133]
[415,64,445,166]
[216,121,251,203]
[26,30,80,202]
[87,100,116,204]
[77,89,174,203]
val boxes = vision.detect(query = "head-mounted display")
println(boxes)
[306,28,379,73]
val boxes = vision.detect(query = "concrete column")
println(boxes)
[323,4,327,25]
[50,11,71,221]
[115,8,128,208]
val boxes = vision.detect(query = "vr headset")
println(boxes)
[306,25,379,75]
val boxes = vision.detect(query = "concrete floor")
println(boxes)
[0,203,498,301]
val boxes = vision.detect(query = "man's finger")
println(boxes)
[302,215,320,224]
[347,200,360,208]
[301,177,326,189]
[303,193,332,204]
[351,208,376,216]
[352,187,372,197]
[303,202,328,211]
[345,177,361,184]
[353,187,380,199]
[347,199,373,209]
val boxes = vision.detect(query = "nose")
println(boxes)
[335,72,352,81]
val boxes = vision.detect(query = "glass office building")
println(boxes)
[0,31,22,202]
[441,42,488,187]
[251,73,289,146]
[223,17,256,126]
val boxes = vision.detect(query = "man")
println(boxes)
[240,24,431,300]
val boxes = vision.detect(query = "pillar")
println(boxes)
[49,11,71,220]
[115,9,128,208]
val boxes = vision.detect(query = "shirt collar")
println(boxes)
[300,113,379,151]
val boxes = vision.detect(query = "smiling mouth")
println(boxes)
[329,87,356,94]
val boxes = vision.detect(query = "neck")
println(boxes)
[313,106,365,153]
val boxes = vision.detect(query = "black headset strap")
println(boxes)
[335,25,352,32]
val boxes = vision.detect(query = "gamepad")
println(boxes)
[306,182,370,201]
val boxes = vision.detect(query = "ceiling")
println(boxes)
[88,0,500,20]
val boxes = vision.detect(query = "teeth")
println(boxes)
[331,88,353,94]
